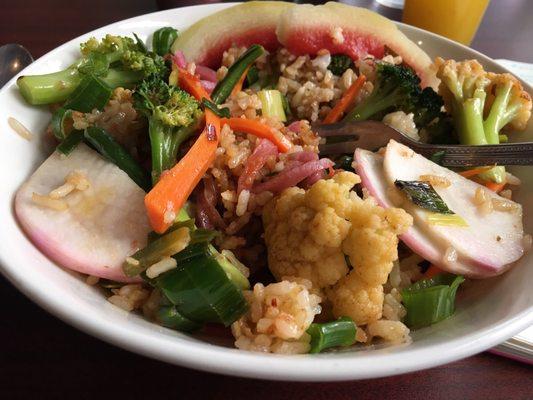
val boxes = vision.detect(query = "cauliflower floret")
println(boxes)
[263,171,412,326]
[231,279,321,354]
[486,72,532,131]
[382,111,419,141]
[435,58,531,169]
[327,271,384,325]
[263,181,354,291]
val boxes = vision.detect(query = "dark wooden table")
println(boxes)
[1,1,532,398]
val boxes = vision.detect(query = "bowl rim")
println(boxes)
[0,2,532,382]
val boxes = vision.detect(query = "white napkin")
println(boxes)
[496,59,533,85]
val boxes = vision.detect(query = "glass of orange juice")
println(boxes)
[402,0,490,45]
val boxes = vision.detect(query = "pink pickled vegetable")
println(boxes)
[302,169,327,188]
[196,65,218,82]
[200,80,216,93]
[289,151,319,163]
[237,139,278,194]
[172,50,187,68]
[253,158,333,194]
[287,120,302,133]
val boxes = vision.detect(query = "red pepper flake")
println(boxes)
[271,298,278,307]
[206,123,217,141]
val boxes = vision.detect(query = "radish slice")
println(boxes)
[15,144,151,282]
[355,149,444,273]
[355,142,525,278]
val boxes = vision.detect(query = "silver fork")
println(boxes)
[316,120,533,167]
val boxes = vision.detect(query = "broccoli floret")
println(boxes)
[328,54,354,76]
[422,113,458,145]
[17,34,167,105]
[410,87,444,127]
[436,57,532,182]
[134,75,203,183]
[343,63,422,122]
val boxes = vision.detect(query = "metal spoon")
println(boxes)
[0,44,33,88]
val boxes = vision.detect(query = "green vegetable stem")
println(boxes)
[307,317,357,353]
[258,89,287,122]
[402,273,465,329]
[83,126,151,190]
[152,27,179,56]
[436,60,531,183]
[17,34,166,105]
[133,75,203,184]
[211,44,264,104]
[343,63,442,130]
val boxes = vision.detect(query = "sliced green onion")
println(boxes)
[427,213,468,227]
[51,108,74,140]
[152,27,178,56]
[153,243,248,326]
[133,32,148,54]
[280,93,291,117]
[83,126,151,191]
[479,166,507,184]
[258,90,287,122]
[307,317,357,354]
[201,98,230,118]
[176,207,191,222]
[63,74,112,112]
[56,130,84,155]
[402,273,465,329]
[123,226,191,277]
[157,305,202,332]
[212,247,250,290]
[211,44,264,104]
[395,180,454,214]
[246,65,259,86]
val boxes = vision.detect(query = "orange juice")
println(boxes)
[403,0,490,45]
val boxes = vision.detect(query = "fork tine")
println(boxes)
[316,120,533,167]
[319,141,359,155]
[313,121,359,137]
[315,120,413,154]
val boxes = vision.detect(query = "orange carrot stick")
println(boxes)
[145,70,220,233]
[424,264,443,279]
[485,181,506,193]
[177,68,211,101]
[231,66,250,97]
[220,117,292,153]
[459,166,493,178]
[145,110,220,233]
[323,75,366,124]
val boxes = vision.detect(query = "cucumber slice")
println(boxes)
[154,244,248,326]
[157,305,202,332]
[210,245,250,290]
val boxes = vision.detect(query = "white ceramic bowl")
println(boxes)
[0,3,532,382]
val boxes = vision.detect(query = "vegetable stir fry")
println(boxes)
[13,2,531,355]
